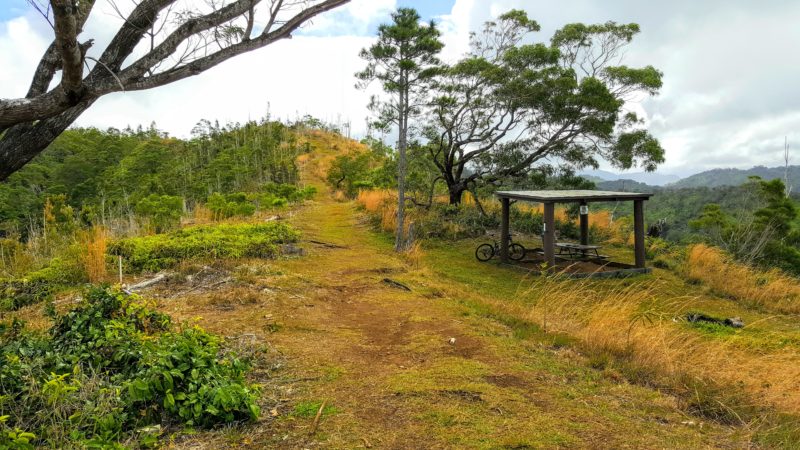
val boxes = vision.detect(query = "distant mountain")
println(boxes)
[579,169,681,186]
[669,165,800,189]
[595,179,660,193]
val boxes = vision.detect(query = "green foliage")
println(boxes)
[129,327,259,426]
[208,184,315,219]
[135,194,183,233]
[0,120,305,237]
[0,287,259,447]
[687,178,800,275]
[207,193,257,219]
[326,148,396,198]
[423,11,663,204]
[0,415,35,450]
[0,253,86,312]
[109,222,300,272]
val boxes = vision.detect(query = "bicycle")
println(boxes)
[475,233,526,262]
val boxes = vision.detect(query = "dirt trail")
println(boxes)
[164,152,747,449]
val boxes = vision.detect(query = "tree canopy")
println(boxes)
[424,11,665,204]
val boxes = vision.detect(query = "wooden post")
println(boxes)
[500,197,510,262]
[633,199,646,268]
[579,201,589,246]
[543,202,556,268]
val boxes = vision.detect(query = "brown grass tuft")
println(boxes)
[192,204,214,224]
[401,241,424,268]
[686,244,800,314]
[79,225,108,283]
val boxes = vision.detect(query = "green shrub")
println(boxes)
[207,193,256,219]
[0,415,35,450]
[127,327,259,427]
[0,287,260,448]
[108,222,300,272]
[206,185,315,220]
[262,183,316,203]
[0,253,87,312]
[135,194,184,233]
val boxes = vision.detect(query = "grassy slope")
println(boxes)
[157,136,759,448]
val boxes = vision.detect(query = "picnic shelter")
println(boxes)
[495,190,654,271]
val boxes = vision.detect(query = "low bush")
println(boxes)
[135,194,184,233]
[0,287,260,448]
[0,254,85,311]
[109,222,300,272]
[207,184,316,220]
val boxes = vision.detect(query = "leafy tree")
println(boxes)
[689,178,800,272]
[357,7,444,250]
[0,0,350,180]
[753,178,797,237]
[426,11,665,204]
[327,153,375,198]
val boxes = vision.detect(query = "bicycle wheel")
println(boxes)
[475,243,495,262]
[509,243,526,261]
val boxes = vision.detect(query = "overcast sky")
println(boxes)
[1,0,798,176]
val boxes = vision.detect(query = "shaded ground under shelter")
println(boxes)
[495,190,653,277]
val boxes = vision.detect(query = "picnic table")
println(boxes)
[556,242,606,260]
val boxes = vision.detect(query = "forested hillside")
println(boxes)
[0,119,309,238]
[670,165,800,189]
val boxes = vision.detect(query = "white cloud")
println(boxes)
[2,0,799,176]
[0,16,51,98]
[75,34,378,137]
[302,0,396,36]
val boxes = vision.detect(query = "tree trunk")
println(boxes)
[395,79,408,252]
[449,188,464,205]
[447,179,468,205]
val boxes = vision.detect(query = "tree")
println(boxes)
[689,178,798,268]
[356,8,443,251]
[0,0,350,181]
[426,11,665,204]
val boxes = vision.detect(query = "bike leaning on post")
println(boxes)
[475,233,526,262]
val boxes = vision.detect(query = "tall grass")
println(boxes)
[79,226,108,283]
[686,244,800,314]
[515,274,800,425]
[356,190,403,233]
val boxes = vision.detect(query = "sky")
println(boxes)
[1,0,798,177]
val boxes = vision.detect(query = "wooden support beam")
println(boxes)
[633,199,646,268]
[579,201,589,246]
[500,197,510,262]
[543,202,556,268]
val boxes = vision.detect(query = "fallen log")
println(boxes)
[382,278,411,292]
[125,273,170,292]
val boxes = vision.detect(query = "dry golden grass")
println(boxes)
[79,225,107,283]
[355,190,419,234]
[687,244,800,314]
[357,189,394,213]
[192,204,214,224]
[296,129,370,181]
[513,274,800,418]
[401,241,424,268]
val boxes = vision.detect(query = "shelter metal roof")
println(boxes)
[495,190,653,203]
